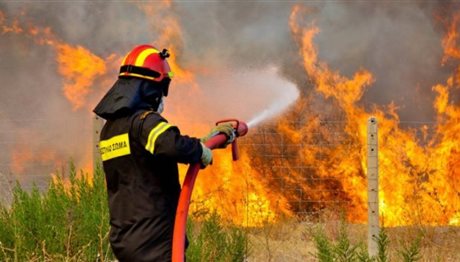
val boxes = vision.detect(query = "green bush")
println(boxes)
[186,213,248,262]
[0,164,113,261]
[398,236,421,262]
[312,223,362,262]
[311,223,423,262]
[0,164,248,261]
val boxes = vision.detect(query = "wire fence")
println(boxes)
[0,116,459,260]
[0,117,448,220]
[0,116,361,219]
[240,121,357,219]
[239,119,448,222]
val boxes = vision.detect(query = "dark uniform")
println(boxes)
[99,109,202,261]
[94,45,207,261]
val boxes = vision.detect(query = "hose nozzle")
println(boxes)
[215,119,248,137]
[215,119,248,161]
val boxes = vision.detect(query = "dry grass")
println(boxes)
[390,226,460,262]
[247,218,317,262]
[246,217,460,262]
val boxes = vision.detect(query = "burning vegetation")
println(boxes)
[0,2,459,228]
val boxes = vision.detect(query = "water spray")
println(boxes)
[247,95,297,128]
[172,119,248,262]
[246,77,299,128]
[247,106,280,128]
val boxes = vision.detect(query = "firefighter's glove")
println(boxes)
[201,123,235,148]
[200,143,213,169]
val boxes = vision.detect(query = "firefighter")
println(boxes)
[93,44,234,261]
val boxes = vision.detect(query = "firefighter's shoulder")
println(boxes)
[135,111,178,154]
[134,110,178,137]
[136,110,168,127]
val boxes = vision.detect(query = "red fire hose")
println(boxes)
[172,119,248,262]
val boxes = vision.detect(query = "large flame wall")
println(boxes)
[0,2,459,226]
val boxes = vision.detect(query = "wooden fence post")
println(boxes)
[93,115,105,171]
[367,117,379,257]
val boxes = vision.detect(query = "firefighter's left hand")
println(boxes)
[201,123,235,148]
[200,143,213,168]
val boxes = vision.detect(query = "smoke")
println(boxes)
[174,1,454,121]
[311,2,453,121]
[0,2,457,181]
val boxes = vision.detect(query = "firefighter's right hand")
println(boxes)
[200,143,213,168]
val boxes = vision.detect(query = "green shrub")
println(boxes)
[374,227,390,262]
[186,213,248,262]
[0,164,248,261]
[312,227,334,262]
[310,223,424,262]
[311,224,361,261]
[0,164,113,261]
[398,236,422,262]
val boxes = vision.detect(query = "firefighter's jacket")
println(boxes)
[99,110,202,262]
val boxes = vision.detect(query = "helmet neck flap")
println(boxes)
[93,77,166,120]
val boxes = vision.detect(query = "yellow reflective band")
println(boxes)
[145,122,172,154]
[167,71,174,78]
[99,133,131,161]
[135,48,159,67]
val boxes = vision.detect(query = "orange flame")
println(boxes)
[0,11,22,34]
[56,44,106,110]
[442,13,460,64]
[3,4,460,228]
[10,144,62,176]
[288,4,460,226]
[135,1,196,85]
[1,13,108,110]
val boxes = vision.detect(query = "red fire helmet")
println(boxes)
[119,44,174,83]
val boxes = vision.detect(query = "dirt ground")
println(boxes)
[246,219,460,262]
